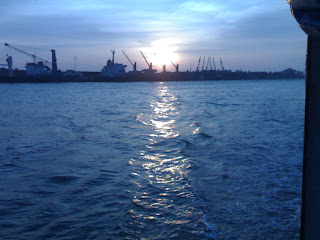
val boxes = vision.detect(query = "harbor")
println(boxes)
[0,44,304,83]
[1,0,313,239]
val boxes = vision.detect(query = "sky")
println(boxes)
[0,0,307,72]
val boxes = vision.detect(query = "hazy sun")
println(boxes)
[143,39,179,67]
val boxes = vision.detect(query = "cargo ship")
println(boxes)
[0,43,305,83]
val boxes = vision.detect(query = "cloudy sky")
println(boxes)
[0,0,307,72]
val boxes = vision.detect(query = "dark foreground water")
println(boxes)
[0,79,304,239]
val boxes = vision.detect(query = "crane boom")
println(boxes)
[206,57,210,71]
[201,56,206,71]
[5,43,51,66]
[140,51,152,70]
[122,51,134,66]
[140,51,149,66]
[213,57,216,71]
[122,51,137,71]
[171,61,179,72]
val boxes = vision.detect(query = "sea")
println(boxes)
[0,79,304,240]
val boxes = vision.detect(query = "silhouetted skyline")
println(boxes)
[0,0,306,72]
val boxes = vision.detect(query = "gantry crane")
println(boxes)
[122,51,137,71]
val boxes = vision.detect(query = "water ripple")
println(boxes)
[125,84,208,239]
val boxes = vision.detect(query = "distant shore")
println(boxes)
[0,68,305,83]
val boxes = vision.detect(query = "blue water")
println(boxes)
[0,79,304,239]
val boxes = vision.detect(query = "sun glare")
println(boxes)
[142,39,179,68]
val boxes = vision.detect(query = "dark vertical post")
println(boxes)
[285,1,320,238]
[301,36,320,239]
[51,50,57,75]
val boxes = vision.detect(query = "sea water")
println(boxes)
[0,79,304,239]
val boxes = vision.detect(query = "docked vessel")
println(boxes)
[0,43,305,83]
[100,50,127,77]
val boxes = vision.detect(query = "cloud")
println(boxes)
[0,0,307,71]
[179,1,220,12]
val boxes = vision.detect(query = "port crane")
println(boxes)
[4,43,58,74]
[212,57,217,71]
[206,57,213,71]
[196,56,201,72]
[201,56,206,71]
[140,51,153,71]
[122,51,137,71]
[171,61,179,72]
[5,43,51,67]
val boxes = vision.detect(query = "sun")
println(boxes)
[149,39,179,67]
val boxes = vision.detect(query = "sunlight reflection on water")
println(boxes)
[0,80,303,239]
[126,84,204,238]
